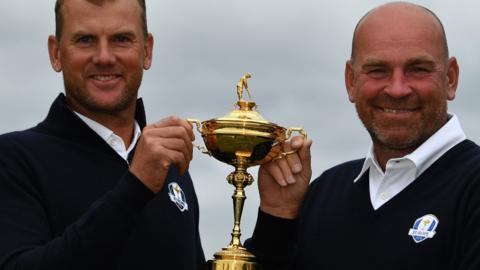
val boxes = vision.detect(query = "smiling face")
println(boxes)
[48,0,153,118]
[345,3,459,164]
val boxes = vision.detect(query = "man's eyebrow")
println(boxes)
[69,31,94,39]
[361,59,388,69]
[114,31,137,37]
[112,30,138,38]
[68,30,138,40]
[405,56,436,67]
[360,56,437,69]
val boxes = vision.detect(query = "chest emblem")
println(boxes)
[408,214,439,243]
[168,182,189,212]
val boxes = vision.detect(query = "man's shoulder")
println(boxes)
[457,139,480,160]
[443,139,480,171]
[447,140,480,188]
[0,129,37,147]
[0,126,48,146]
[0,126,55,161]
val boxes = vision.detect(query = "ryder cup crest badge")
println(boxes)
[168,182,189,212]
[408,214,439,243]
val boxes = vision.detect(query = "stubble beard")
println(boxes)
[356,100,448,152]
[63,75,142,115]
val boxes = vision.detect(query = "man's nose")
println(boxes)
[92,40,116,65]
[384,69,412,98]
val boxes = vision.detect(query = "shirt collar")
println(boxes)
[74,112,115,142]
[74,111,141,159]
[353,146,379,183]
[353,114,466,182]
[127,122,141,153]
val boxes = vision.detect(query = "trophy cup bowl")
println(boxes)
[189,74,306,270]
[194,101,288,167]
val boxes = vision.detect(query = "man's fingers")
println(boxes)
[263,162,288,187]
[159,143,192,176]
[290,135,305,149]
[143,125,194,154]
[284,136,305,174]
[150,116,195,141]
[276,157,296,184]
[299,138,313,163]
[298,138,313,178]
[157,137,193,162]
[286,152,302,174]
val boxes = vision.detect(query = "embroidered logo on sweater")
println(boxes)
[408,214,439,243]
[168,182,189,212]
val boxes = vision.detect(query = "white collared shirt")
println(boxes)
[353,114,466,210]
[74,112,142,163]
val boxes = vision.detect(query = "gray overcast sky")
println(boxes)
[1,0,479,258]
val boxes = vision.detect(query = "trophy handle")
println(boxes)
[275,127,307,159]
[286,127,307,140]
[187,118,203,133]
[187,118,212,156]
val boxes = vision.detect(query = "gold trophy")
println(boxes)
[189,74,306,270]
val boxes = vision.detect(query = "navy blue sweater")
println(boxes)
[0,94,205,270]
[248,140,480,270]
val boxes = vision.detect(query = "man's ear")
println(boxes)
[345,60,356,103]
[446,57,459,101]
[143,33,154,70]
[48,35,62,72]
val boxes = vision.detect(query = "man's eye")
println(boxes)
[412,67,430,73]
[367,69,388,78]
[76,36,94,44]
[114,36,131,43]
[407,66,432,77]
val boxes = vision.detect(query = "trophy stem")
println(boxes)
[227,159,253,248]
[207,159,257,270]
[230,182,245,247]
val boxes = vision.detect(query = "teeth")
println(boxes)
[382,108,415,113]
[383,108,398,113]
[93,75,116,81]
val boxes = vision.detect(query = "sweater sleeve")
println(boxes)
[0,163,154,270]
[244,209,297,270]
